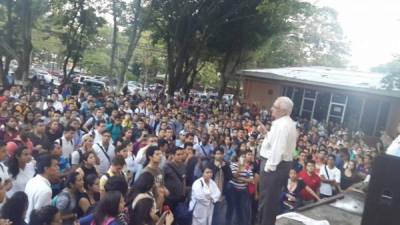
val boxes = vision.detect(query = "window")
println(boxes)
[302,111,312,120]
[360,98,380,136]
[331,105,344,117]
[375,101,390,136]
[343,95,363,130]
[332,94,347,104]
[284,87,294,98]
[303,99,314,111]
[314,92,331,121]
[292,88,304,118]
[304,89,317,98]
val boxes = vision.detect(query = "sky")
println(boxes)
[312,0,400,71]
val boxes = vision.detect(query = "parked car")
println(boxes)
[73,74,93,84]
[30,68,60,85]
[83,79,107,97]
[126,81,142,93]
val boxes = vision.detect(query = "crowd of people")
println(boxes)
[0,83,392,225]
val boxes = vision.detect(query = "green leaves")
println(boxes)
[373,56,400,90]
[255,5,349,68]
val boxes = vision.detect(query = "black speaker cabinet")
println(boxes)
[361,154,400,225]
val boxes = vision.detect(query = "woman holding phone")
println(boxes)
[129,198,174,225]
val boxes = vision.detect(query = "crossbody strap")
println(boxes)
[97,143,111,163]
[200,145,208,157]
[324,165,330,180]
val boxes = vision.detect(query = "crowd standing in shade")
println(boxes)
[0,83,393,225]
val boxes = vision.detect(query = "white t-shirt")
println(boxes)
[126,153,138,175]
[57,136,75,159]
[7,162,35,197]
[93,142,115,175]
[319,165,341,196]
[71,149,84,166]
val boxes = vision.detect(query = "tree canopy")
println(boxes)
[372,56,400,90]
[0,0,349,95]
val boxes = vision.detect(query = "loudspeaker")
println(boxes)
[361,154,400,225]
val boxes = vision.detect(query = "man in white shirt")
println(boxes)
[93,130,116,175]
[91,120,107,144]
[386,123,400,157]
[258,96,297,225]
[25,154,60,223]
[55,126,75,160]
[319,154,341,198]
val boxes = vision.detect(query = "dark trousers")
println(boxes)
[259,158,292,225]
[226,183,251,225]
[232,188,251,225]
[212,199,227,225]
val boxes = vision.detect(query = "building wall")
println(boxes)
[242,77,282,108]
[241,76,400,137]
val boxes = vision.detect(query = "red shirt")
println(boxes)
[298,170,321,201]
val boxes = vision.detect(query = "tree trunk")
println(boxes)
[15,0,33,82]
[234,77,241,99]
[62,54,71,82]
[109,0,118,80]
[217,50,244,100]
[118,0,142,90]
[218,75,229,100]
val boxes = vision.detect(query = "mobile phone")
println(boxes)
[156,212,168,225]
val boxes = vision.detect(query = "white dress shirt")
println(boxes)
[387,135,400,157]
[260,116,297,172]
[25,174,52,223]
[93,142,115,175]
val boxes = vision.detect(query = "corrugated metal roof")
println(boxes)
[239,67,400,98]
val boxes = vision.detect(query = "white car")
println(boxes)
[126,81,143,93]
[31,69,60,85]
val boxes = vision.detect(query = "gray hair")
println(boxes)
[276,96,294,115]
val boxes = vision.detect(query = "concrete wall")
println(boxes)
[242,77,282,108]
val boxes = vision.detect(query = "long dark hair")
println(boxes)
[81,151,96,167]
[129,198,155,225]
[126,172,154,207]
[1,191,28,225]
[7,146,28,178]
[64,172,80,189]
[29,205,59,225]
[93,191,122,225]
[84,173,99,190]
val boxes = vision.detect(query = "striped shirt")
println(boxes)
[229,162,253,190]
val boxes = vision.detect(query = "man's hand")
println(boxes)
[4,179,12,192]
[257,123,267,135]
[0,219,12,225]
